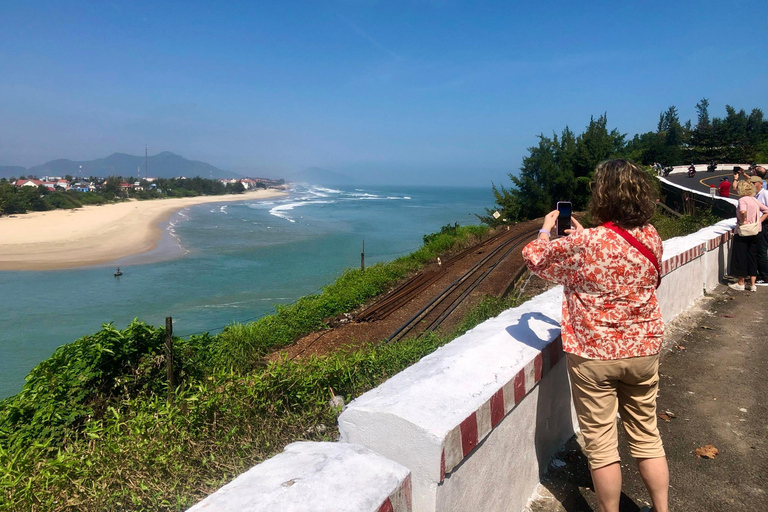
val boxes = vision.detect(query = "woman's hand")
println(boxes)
[564,216,584,235]
[542,210,584,237]
[542,210,559,233]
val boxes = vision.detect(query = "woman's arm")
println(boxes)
[737,199,747,224]
[522,211,585,286]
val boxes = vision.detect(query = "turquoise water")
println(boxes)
[0,184,493,398]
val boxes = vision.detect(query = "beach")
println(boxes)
[0,189,288,271]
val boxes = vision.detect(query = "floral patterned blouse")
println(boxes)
[522,225,664,360]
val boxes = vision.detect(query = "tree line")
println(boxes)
[0,176,248,216]
[481,100,768,224]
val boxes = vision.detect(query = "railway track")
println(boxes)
[376,227,539,344]
[356,227,519,323]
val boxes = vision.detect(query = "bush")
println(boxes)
[74,191,110,206]
[651,208,720,240]
[44,191,82,210]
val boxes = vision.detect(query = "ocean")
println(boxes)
[0,184,494,399]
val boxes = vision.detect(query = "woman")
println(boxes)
[729,178,768,291]
[522,160,668,512]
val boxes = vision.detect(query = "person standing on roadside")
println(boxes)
[523,160,668,512]
[729,179,768,292]
[753,176,768,286]
[733,166,744,193]
[755,166,767,188]
[718,177,731,198]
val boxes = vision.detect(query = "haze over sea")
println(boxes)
[0,184,493,398]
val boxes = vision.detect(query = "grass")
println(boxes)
[650,207,721,240]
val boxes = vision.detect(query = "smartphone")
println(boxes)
[556,201,572,237]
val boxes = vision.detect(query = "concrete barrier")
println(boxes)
[187,218,737,512]
[657,219,735,321]
[338,287,573,512]
[186,442,412,512]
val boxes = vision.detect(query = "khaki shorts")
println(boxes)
[566,353,665,469]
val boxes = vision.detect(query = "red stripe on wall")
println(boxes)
[378,497,394,512]
[440,450,445,482]
[460,413,479,457]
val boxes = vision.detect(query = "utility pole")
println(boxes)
[165,316,174,402]
[145,145,148,181]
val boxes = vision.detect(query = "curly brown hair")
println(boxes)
[588,159,656,229]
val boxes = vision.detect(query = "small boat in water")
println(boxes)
[114,267,123,278]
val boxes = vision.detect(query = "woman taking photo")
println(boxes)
[523,160,668,512]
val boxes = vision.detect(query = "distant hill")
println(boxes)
[0,166,27,179]
[289,167,358,186]
[20,152,242,179]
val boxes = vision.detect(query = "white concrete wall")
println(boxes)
[338,287,573,512]
[435,357,573,512]
[657,219,735,322]
[662,163,766,176]
[186,442,412,512]
[186,216,738,512]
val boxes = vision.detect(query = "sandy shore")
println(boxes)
[0,189,288,271]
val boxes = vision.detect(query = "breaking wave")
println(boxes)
[257,183,411,222]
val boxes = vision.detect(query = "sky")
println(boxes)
[1,1,765,186]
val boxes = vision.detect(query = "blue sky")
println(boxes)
[1,1,765,185]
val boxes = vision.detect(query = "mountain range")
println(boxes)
[0,152,243,180]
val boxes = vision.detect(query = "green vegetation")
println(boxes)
[132,177,247,200]
[482,101,768,225]
[0,176,251,216]
[650,208,721,241]
[0,223,496,512]
[0,183,113,215]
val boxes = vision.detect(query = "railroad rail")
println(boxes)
[381,227,539,344]
[356,227,518,323]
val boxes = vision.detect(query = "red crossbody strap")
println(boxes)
[602,222,661,289]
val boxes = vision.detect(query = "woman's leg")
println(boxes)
[591,462,622,512]
[731,234,749,284]
[637,457,669,512]
[566,355,623,510]
[747,236,759,288]
[617,354,668,512]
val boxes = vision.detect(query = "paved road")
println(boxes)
[664,168,740,198]
[527,284,768,511]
